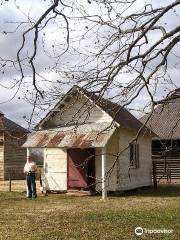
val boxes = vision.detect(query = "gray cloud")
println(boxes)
[0,97,32,128]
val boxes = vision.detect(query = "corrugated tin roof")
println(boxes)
[140,97,180,140]
[22,122,116,148]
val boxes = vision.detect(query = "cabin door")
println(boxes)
[67,148,95,190]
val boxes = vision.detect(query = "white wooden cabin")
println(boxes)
[23,86,153,197]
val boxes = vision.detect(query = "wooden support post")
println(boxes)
[152,162,157,189]
[39,169,44,194]
[26,148,30,197]
[102,147,107,199]
[9,172,11,192]
[27,148,30,162]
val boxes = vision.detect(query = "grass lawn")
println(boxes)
[0,185,179,240]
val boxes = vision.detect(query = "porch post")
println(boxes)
[27,148,30,162]
[102,146,107,199]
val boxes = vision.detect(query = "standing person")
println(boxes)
[24,156,37,198]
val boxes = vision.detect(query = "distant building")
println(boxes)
[140,89,180,180]
[23,86,153,196]
[0,112,29,180]
[140,90,180,157]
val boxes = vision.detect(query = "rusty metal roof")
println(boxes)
[22,122,116,148]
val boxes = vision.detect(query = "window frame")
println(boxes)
[129,143,140,168]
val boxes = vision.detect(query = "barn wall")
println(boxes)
[43,148,67,191]
[46,94,112,128]
[0,132,4,180]
[4,132,27,180]
[117,127,152,191]
[95,129,119,191]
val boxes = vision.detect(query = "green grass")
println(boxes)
[0,185,179,240]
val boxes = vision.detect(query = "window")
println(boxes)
[129,143,139,168]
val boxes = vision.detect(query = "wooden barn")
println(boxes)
[140,89,180,181]
[0,111,28,180]
[23,86,153,196]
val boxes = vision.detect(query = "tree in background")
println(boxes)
[0,0,180,191]
[0,0,180,125]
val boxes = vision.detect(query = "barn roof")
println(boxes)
[36,85,151,135]
[0,113,28,133]
[22,122,116,148]
[4,117,29,132]
[140,97,180,140]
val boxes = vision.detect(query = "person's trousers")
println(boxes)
[26,173,37,198]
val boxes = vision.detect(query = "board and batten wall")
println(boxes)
[43,148,67,191]
[3,132,27,180]
[95,127,152,192]
[45,94,112,128]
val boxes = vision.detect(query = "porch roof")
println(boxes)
[22,122,117,148]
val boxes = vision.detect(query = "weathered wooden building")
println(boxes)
[0,112,28,180]
[23,86,153,196]
[140,90,180,180]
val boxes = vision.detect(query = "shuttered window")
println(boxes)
[129,143,139,168]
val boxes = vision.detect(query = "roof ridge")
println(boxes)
[36,85,152,135]
[79,87,151,134]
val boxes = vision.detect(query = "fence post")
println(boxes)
[152,162,157,189]
[9,172,11,192]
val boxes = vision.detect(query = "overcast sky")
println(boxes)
[0,0,179,128]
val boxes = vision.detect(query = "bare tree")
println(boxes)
[0,0,180,113]
[1,0,180,193]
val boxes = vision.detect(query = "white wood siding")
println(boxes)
[46,94,112,128]
[117,128,152,191]
[95,129,119,191]
[95,127,152,192]
[43,148,67,191]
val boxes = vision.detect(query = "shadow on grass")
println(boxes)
[110,184,180,198]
